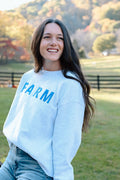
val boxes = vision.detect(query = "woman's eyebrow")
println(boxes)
[43,33,51,35]
[43,33,63,36]
[58,34,63,37]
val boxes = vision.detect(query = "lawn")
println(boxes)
[0,55,120,76]
[81,55,120,76]
[73,89,120,180]
[0,61,33,73]
[0,88,16,162]
[0,88,120,179]
[0,56,120,179]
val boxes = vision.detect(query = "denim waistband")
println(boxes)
[9,143,29,156]
[1,143,53,179]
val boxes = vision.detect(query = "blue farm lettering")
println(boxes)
[40,90,54,103]
[33,87,42,98]
[20,82,54,104]
[25,84,35,95]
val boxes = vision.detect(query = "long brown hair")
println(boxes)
[31,18,94,131]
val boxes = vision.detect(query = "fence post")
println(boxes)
[97,75,100,90]
[11,72,14,87]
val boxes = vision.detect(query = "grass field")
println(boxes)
[0,56,120,179]
[0,61,33,73]
[0,55,120,76]
[73,89,120,179]
[81,55,120,76]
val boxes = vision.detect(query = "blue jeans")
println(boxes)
[0,144,53,180]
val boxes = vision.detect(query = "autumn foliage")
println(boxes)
[0,0,120,61]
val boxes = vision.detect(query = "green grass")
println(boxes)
[0,89,120,179]
[0,56,120,179]
[0,88,16,162]
[0,62,33,73]
[73,89,120,180]
[0,55,120,75]
[81,55,120,75]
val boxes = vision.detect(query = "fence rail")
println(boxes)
[87,75,120,90]
[0,72,23,88]
[0,72,120,90]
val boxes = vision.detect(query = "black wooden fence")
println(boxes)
[0,72,23,88]
[0,72,120,90]
[87,75,120,90]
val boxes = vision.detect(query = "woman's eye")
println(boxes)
[43,36,50,39]
[58,37,64,40]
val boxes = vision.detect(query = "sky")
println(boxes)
[0,0,34,11]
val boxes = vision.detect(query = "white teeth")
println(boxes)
[48,49,57,52]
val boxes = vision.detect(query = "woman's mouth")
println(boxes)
[47,48,58,53]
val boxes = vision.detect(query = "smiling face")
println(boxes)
[40,23,64,71]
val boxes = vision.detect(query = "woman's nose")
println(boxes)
[50,38,57,46]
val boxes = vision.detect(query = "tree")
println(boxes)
[0,37,18,64]
[0,11,33,53]
[104,4,120,21]
[72,28,97,53]
[92,33,116,53]
[116,29,120,53]
[90,2,120,33]
[0,37,30,64]
[78,47,87,58]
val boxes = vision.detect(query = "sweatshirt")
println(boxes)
[3,69,85,180]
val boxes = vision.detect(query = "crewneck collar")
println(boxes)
[41,68,62,73]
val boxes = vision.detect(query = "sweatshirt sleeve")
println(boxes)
[53,80,85,180]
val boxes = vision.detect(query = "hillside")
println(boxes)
[0,0,120,62]
[11,0,120,34]
[15,0,91,34]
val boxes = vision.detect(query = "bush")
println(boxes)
[93,33,116,53]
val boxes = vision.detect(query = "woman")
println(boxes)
[0,19,94,180]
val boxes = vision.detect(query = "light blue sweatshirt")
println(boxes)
[3,69,85,180]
